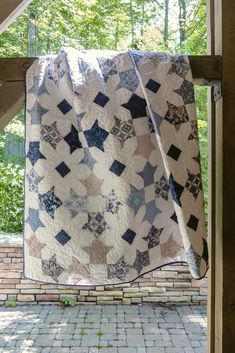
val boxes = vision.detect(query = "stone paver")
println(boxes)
[0,304,207,353]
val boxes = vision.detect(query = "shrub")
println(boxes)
[0,161,24,233]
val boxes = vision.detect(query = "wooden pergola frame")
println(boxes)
[0,0,234,352]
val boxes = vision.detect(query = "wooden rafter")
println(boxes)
[0,0,32,129]
[0,0,33,34]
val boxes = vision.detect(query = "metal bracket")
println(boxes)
[204,80,222,102]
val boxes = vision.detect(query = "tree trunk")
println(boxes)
[27,13,37,56]
[130,0,135,48]
[178,0,186,46]
[141,0,145,37]
[114,0,119,49]
[164,0,169,47]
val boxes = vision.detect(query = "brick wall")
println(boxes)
[0,246,207,305]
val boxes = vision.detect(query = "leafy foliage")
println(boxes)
[4,298,17,308]
[60,296,77,307]
[0,0,208,232]
[0,161,24,232]
[198,119,208,218]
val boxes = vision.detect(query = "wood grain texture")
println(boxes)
[0,58,35,81]
[213,0,235,352]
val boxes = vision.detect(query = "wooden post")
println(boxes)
[207,0,216,352]
[212,0,235,351]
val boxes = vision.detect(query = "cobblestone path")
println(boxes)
[0,304,207,353]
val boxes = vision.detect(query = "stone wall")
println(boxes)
[0,245,207,305]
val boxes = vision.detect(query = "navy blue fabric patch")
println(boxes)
[26,141,46,166]
[122,228,136,244]
[110,160,126,176]
[84,120,109,151]
[39,187,62,219]
[146,79,161,93]
[64,125,82,153]
[93,92,109,107]
[202,238,208,263]
[121,94,147,119]
[56,162,71,177]
[57,99,72,114]
[170,212,178,224]
[167,144,182,161]
[187,214,199,231]
[55,230,71,245]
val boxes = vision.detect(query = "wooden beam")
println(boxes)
[0,0,32,34]
[0,58,36,82]
[212,0,235,352]
[189,55,222,80]
[0,82,24,129]
[0,55,222,81]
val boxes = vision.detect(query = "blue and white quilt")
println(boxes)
[24,47,208,285]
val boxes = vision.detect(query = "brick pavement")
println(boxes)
[0,304,207,353]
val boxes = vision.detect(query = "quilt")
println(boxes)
[24,47,208,285]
